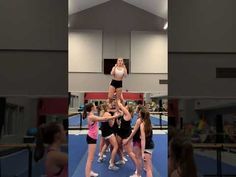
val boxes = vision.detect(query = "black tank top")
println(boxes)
[145,130,154,149]
[133,119,141,142]
[120,116,131,131]
[101,121,113,137]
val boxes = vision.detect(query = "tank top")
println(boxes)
[115,67,124,78]
[120,116,131,132]
[101,119,113,137]
[145,130,154,149]
[88,118,98,140]
[46,148,68,177]
[133,119,141,142]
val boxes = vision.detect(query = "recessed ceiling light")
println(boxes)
[163,22,168,30]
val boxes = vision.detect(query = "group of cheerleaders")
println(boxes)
[84,58,155,177]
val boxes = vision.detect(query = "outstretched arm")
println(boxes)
[117,99,130,119]
[140,123,146,160]
[89,113,119,122]
[123,118,142,144]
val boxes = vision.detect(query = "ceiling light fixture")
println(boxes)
[163,22,168,30]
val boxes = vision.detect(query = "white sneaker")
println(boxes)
[97,157,104,163]
[129,173,141,177]
[98,153,106,158]
[90,171,99,177]
[108,164,119,171]
[123,156,128,162]
[115,160,125,165]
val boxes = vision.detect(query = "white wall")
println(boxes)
[69,73,167,93]
[103,31,130,59]
[0,0,67,96]
[0,51,67,96]
[169,54,236,97]
[168,0,236,97]
[69,30,103,72]
[69,0,167,93]
[0,0,67,50]
[169,0,236,52]
[69,30,167,74]
[131,31,167,73]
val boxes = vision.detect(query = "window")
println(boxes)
[103,59,130,74]
[3,104,23,136]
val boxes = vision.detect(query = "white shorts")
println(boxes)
[144,149,153,155]
[104,133,114,140]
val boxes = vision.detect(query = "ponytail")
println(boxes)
[82,109,87,119]
[140,108,152,137]
[34,124,45,162]
[170,134,198,177]
[34,122,61,162]
[82,103,94,119]
[144,111,152,137]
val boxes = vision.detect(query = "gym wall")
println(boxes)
[68,0,167,93]
[168,0,236,97]
[0,0,68,96]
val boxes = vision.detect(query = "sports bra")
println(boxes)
[115,67,124,78]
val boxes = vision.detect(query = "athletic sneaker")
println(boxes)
[97,157,104,163]
[90,171,99,177]
[108,164,119,171]
[115,160,125,165]
[123,156,128,162]
[98,153,106,158]
[129,173,141,177]
[135,168,145,174]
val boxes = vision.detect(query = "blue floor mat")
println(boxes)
[69,134,167,177]
[194,153,236,175]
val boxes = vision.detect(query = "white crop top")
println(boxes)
[115,67,124,77]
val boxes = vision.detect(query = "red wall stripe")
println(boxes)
[84,92,143,100]
[38,98,68,115]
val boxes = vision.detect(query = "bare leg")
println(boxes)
[133,144,142,174]
[116,88,124,103]
[99,137,105,155]
[99,142,108,160]
[108,134,119,165]
[85,144,97,177]
[108,85,116,103]
[116,135,124,161]
[144,153,153,177]
[124,139,141,176]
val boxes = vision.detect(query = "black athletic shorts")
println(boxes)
[110,80,122,89]
[117,129,132,139]
[86,135,97,144]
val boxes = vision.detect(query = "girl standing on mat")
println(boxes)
[116,99,141,177]
[83,102,120,177]
[97,102,120,171]
[34,122,67,177]
[123,105,145,175]
[140,110,154,177]
[108,57,127,103]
